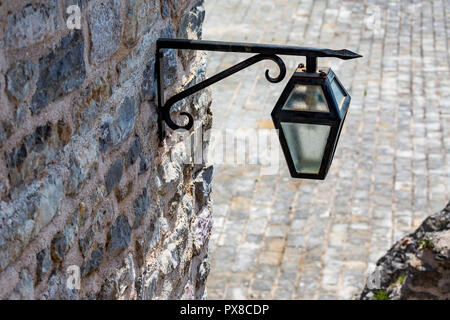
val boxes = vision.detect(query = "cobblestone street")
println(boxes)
[203,0,450,299]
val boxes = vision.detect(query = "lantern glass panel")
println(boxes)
[330,79,347,111]
[280,122,331,174]
[282,84,329,113]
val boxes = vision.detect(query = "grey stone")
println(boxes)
[0,175,64,272]
[126,137,142,168]
[98,278,117,300]
[81,247,104,277]
[197,259,210,286]
[6,123,50,169]
[115,253,136,297]
[107,215,132,256]
[31,30,85,114]
[159,242,180,275]
[133,188,149,229]
[123,0,159,47]
[141,57,155,100]
[195,165,213,207]
[51,231,69,262]
[88,0,122,64]
[177,1,205,66]
[33,175,64,236]
[360,203,450,300]
[0,120,13,148]
[100,96,137,152]
[36,248,52,283]
[105,158,123,194]
[9,269,34,300]
[193,207,213,253]
[66,137,98,195]
[42,274,78,299]
[5,122,70,189]
[177,1,205,40]
[6,60,38,102]
[79,226,95,258]
[4,1,58,49]
[139,155,150,174]
[160,25,177,86]
[160,0,169,19]
[50,211,78,262]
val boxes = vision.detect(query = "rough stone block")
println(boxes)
[6,60,38,103]
[100,96,137,153]
[133,188,149,229]
[88,0,122,64]
[31,30,86,114]
[81,247,104,277]
[105,158,123,194]
[4,1,58,49]
[107,215,132,256]
[126,137,142,168]
[123,0,159,47]
[36,248,52,283]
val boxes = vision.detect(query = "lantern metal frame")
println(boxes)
[271,67,351,179]
[155,38,362,179]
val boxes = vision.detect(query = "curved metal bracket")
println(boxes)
[155,38,362,142]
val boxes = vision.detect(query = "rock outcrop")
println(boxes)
[360,202,450,300]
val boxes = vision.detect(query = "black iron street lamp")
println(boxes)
[155,39,362,180]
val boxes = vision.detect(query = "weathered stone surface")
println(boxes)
[107,215,132,256]
[141,57,155,100]
[36,248,52,283]
[79,226,95,258]
[31,30,86,114]
[105,158,123,194]
[135,216,159,266]
[177,1,205,40]
[160,0,170,19]
[4,1,58,49]
[0,174,63,272]
[361,202,450,300]
[115,253,136,297]
[50,232,69,262]
[125,137,142,168]
[139,155,150,175]
[8,269,34,300]
[72,75,113,136]
[193,207,213,253]
[6,60,38,102]
[177,0,205,67]
[5,122,69,188]
[0,120,13,149]
[88,0,122,64]
[195,165,213,207]
[123,0,159,47]
[81,247,104,277]
[160,25,177,87]
[0,0,212,300]
[133,188,149,229]
[197,258,210,287]
[66,137,98,195]
[42,273,78,300]
[100,96,137,153]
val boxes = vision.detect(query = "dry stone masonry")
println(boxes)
[0,0,213,300]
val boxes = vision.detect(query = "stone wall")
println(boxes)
[0,0,213,300]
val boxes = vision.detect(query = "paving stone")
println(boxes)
[205,0,448,300]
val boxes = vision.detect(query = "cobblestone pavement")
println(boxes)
[202,0,450,299]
